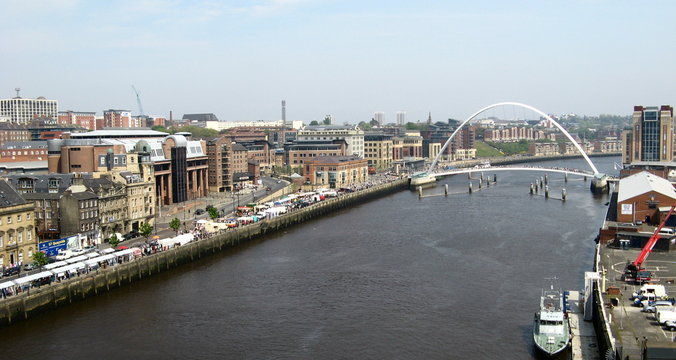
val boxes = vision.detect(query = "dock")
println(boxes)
[568,290,600,360]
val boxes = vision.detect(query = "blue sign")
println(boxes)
[38,237,69,257]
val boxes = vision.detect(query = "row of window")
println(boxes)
[1,150,47,156]
[0,213,30,225]
[81,210,99,219]
[0,229,33,247]
[80,200,98,208]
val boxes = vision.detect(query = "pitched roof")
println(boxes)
[0,180,27,207]
[618,171,676,203]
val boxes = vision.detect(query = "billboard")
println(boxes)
[38,235,78,257]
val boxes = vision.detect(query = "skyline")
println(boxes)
[2,0,675,123]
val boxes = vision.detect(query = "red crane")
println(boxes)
[625,203,676,283]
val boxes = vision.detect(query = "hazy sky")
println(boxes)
[2,0,675,124]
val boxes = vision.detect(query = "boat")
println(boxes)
[533,280,571,357]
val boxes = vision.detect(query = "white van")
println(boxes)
[656,308,676,324]
[658,227,675,236]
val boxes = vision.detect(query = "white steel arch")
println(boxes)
[427,102,600,175]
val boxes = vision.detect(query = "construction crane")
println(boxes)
[131,85,145,116]
[624,203,676,283]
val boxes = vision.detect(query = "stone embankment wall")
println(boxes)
[0,178,409,327]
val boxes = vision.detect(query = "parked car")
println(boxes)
[3,265,20,277]
[22,263,37,271]
[665,320,676,331]
[195,209,205,215]
[122,231,140,241]
[641,300,675,313]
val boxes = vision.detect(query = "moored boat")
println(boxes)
[533,281,571,357]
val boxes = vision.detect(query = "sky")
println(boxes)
[1,0,675,124]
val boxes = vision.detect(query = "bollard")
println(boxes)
[493,174,497,183]
[530,183,534,195]
[486,178,490,187]
[544,174,548,185]
[564,173,568,183]
[545,185,549,199]
[479,180,482,189]
[418,186,423,198]
[540,176,544,188]
[469,182,473,194]
[562,188,566,201]
[468,172,471,179]
[445,184,448,196]
[480,172,484,182]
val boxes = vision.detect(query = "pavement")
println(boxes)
[599,245,676,359]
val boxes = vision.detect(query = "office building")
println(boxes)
[0,95,58,125]
[622,105,674,164]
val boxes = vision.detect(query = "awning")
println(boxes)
[0,281,15,290]
[114,249,135,257]
[44,261,69,270]
[85,254,116,267]
[50,262,86,274]
[14,271,54,285]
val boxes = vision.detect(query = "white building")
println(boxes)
[297,125,365,158]
[396,111,406,126]
[0,96,58,124]
[374,111,384,126]
[205,120,303,131]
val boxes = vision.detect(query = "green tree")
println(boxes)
[108,233,120,248]
[369,119,379,127]
[151,125,170,133]
[358,121,372,131]
[322,116,331,125]
[309,120,319,126]
[139,222,153,242]
[170,218,181,235]
[208,207,219,220]
[168,125,219,139]
[31,251,49,268]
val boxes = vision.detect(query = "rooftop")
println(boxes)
[618,171,676,203]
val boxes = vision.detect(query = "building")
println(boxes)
[396,111,406,126]
[528,142,560,156]
[0,95,58,125]
[392,135,423,160]
[206,136,251,193]
[98,109,132,129]
[47,130,201,206]
[83,177,127,240]
[622,105,674,164]
[284,140,347,167]
[297,125,365,158]
[58,111,97,131]
[111,171,155,233]
[4,174,74,241]
[363,133,393,170]
[303,156,368,188]
[59,177,99,246]
[0,180,37,270]
[593,139,622,153]
[615,171,676,224]
[0,142,48,163]
[205,120,304,132]
[374,112,384,127]
[0,123,31,148]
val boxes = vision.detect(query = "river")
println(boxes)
[0,156,618,359]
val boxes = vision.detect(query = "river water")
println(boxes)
[0,157,618,359]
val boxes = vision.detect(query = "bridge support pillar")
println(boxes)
[444,184,448,196]
[562,188,566,201]
[493,174,497,183]
[417,186,422,198]
[529,183,534,195]
[545,185,549,199]
[469,182,473,194]
[564,173,568,183]
[544,174,548,185]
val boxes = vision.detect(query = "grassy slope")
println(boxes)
[475,140,503,157]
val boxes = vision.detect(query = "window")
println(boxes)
[6,216,11,224]
[17,215,21,222]
[26,213,30,220]
[18,231,22,243]
[0,234,3,247]
[27,231,31,241]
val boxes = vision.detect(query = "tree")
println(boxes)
[358,121,372,131]
[139,222,153,242]
[309,120,319,126]
[208,207,219,220]
[170,218,181,235]
[151,125,170,133]
[31,251,49,268]
[108,233,120,248]
[369,119,379,127]
[322,116,331,125]
[168,125,219,139]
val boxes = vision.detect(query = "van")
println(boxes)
[658,227,675,236]
[656,308,676,324]
[633,284,667,299]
